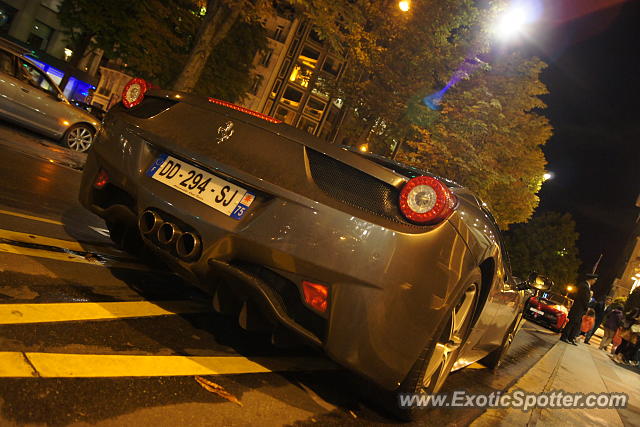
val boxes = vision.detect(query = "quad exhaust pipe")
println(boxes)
[176,231,202,260]
[138,210,201,261]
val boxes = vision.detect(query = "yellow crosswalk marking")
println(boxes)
[0,352,337,378]
[0,228,105,253]
[0,242,150,271]
[0,352,38,377]
[0,208,63,225]
[0,301,208,324]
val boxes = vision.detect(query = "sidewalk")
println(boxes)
[472,336,640,426]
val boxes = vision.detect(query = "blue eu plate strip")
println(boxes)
[146,154,168,177]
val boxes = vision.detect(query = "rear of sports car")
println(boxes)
[79,87,483,391]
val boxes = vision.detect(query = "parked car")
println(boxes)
[78,79,550,419]
[524,291,572,332]
[0,47,100,152]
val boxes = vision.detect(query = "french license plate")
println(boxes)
[146,154,254,220]
[529,307,544,315]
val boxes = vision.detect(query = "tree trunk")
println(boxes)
[69,32,94,69]
[172,2,243,93]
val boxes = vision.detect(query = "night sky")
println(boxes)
[527,0,640,294]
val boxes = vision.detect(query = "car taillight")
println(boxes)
[398,176,456,224]
[93,169,109,189]
[302,281,329,313]
[122,78,148,108]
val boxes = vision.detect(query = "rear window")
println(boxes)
[125,96,177,119]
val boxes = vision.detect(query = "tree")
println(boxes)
[59,0,268,102]
[504,212,581,291]
[397,53,552,227]
[58,0,142,67]
[172,0,376,92]
[123,0,268,101]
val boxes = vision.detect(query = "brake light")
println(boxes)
[398,176,456,224]
[302,281,329,313]
[93,169,109,189]
[208,97,282,123]
[122,78,148,108]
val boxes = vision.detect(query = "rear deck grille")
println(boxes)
[307,149,415,226]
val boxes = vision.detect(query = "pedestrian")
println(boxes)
[584,296,613,344]
[560,273,598,345]
[613,307,640,364]
[625,287,640,312]
[577,308,596,341]
[599,304,623,350]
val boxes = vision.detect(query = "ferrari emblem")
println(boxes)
[216,121,235,144]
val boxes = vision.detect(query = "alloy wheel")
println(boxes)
[420,283,478,392]
[66,126,93,152]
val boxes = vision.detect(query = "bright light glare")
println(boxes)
[359,144,368,152]
[398,1,410,12]
[494,6,528,39]
[543,172,553,181]
[493,0,543,40]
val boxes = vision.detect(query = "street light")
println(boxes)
[492,0,543,41]
[565,284,574,297]
[543,172,553,181]
[398,1,410,12]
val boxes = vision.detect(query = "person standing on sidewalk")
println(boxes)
[585,297,612,344]
[600,304,624,350]
[561,273,598,345]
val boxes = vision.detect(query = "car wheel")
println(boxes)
[391,269,481,420]
[481,313,522,370]
[63,124,94,152]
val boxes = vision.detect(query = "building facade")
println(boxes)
[240,14,347,144]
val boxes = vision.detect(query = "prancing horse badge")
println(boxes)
[216,121,235,144]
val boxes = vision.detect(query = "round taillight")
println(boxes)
[122,77,148,108]
[399,176,456,224]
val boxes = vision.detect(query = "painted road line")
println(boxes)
[0,352,37,377]
[0,242,151,271]
[0,228,112,254]
[0,300,208,325]
[0,352,338,378]
[0,208,63,226]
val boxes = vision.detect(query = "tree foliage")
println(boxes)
[57,0,140,67]
[58,0,268,102]
[397,54,552,227]
[504,212,581,290]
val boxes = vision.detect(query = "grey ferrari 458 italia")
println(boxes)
[79,79,549,417]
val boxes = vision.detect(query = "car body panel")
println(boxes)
[79,89,527,390]
[0,47,98,140]
[524,294,570,331]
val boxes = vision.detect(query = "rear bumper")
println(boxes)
[79,132,478,391]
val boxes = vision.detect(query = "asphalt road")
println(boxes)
[0,124,560,426]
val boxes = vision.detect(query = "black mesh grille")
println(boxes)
[307,149,414,226]
[125,97,177,119]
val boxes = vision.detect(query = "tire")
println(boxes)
[390,268,482,420]
[63,123,95,152]
[481,312,522,370]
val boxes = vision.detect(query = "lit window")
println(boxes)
[298,45,320,68]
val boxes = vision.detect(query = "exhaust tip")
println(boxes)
[176,232,201,260]
[139,210,163,235]
[157,222,181,245]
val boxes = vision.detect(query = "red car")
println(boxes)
[523,293,572,332]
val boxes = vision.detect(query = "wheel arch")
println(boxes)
[471,257,495,325]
